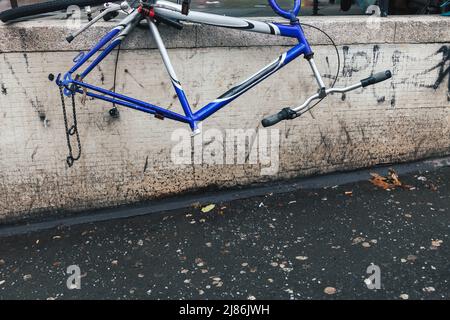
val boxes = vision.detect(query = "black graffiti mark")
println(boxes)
[124,69,144,89]
[1,83,7,95]
[426,46,450,98]
[372,45,380,65]
[143,155,149,173]
[3,56,47,118]
[389,50,401,108]
[97,65,105,84]
[342,46,370,77]
[23,53,29,71]
[370,45,387,104]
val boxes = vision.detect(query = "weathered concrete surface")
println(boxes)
[1,15,449,52]
[0,16,449,220]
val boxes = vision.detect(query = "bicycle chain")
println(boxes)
[59,85,81,167]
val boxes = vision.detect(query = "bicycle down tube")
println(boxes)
[57,0,316,132]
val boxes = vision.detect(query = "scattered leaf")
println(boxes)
[248,295,256,300]
[295,256,308,261]
[0,280,5,285]
[111,260,118,266]
[370,169,414,190]
[201,204,215,213]
[423,287,435,293]
[431,239,443,249]
[345,191,353,196]
[362,242,371,248]
[352,236,366,245]
[399,293,409,300]
[324,287,336,295]
[23,274,32,281]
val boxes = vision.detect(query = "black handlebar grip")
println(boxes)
[66,35,74,43]
[261,108,296,127]
[361,70,392,87]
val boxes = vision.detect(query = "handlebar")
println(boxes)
[262,69,392,127]
[267,0,301,21]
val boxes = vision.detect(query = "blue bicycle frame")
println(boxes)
[57,0,314,132]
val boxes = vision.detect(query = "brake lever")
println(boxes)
[66,1,131,43]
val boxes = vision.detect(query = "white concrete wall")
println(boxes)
[0,16,449,220]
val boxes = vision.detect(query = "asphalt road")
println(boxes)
[0,165,449,300]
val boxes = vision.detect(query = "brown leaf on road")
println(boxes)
[369,173,392,190]
[369,169,414,190]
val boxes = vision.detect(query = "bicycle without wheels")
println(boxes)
[11,0,391,165]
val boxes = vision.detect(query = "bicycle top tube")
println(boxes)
[268,0,301,21]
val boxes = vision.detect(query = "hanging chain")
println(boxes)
[59,85,82,167]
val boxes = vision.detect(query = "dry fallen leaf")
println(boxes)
[369,173,392,190]
[431,239,443,249]
[399,293,409,300]
[295,256,308,261]
[362,242,371,248]
[324,287,337,295]
[370,169,414,190]
[201,204,215,213]
[23,274,32,281]
[352,236,366,245]
[388,169,402,186]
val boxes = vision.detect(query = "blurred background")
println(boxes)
[0,0,445,18]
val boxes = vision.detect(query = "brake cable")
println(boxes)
[299,23,341,118]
